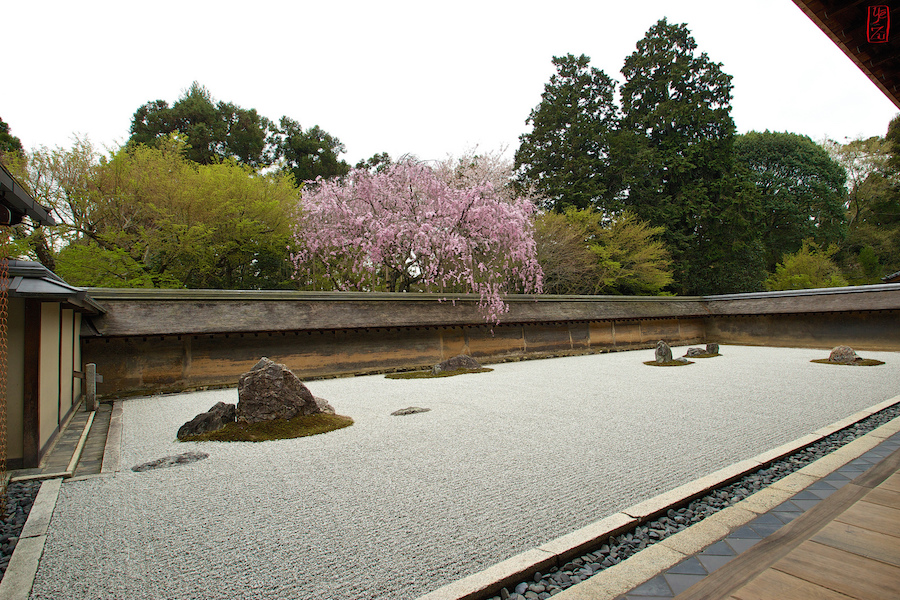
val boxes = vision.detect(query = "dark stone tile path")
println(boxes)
[613,433,900,599]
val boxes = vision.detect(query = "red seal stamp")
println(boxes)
[867,5,890,43]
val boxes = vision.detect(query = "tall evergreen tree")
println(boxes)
[272,117,350,184]
[129,82,273,168]
[618,19,745,294]
[514,54,620,213]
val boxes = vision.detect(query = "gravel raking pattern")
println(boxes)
[490,401,900,600]
[20,346,900,600]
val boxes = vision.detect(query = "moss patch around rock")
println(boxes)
[179,413,354,442]
[385,367,494,379]
[643,360,694,367]
[810,358,885,367]
[684,353,721,359]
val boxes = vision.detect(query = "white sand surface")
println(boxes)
[30,346,900,599]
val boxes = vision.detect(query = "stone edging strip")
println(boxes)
[101,401,124,474]
[415,394,900,600]
[0,478,63,600]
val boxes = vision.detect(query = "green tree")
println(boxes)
[533,208,672,295]
[734,131,847,271]
[765,240,848,291]
[355,152,393,173]
[129,82,272,168]
[618,18,740,294]
[0,116,23,154]
[8,136,300,289]
[514,54,620,213]
[827,127,900,282]
[272,117,350,184]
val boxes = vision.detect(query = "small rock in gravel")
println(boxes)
[391,407,431,416]
[515,582,528,595]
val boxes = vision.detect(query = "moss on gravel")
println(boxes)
[810,358,885,366]
[179,413,354,442]
[643,360,694,367]
[385,367,494,379]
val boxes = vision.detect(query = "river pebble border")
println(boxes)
[0,480,42,580]
[489,400,900,600]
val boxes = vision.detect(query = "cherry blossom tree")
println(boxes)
[291,160,543,322]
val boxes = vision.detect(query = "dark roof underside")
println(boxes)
[0,162,54,226]
[793,0,900,109]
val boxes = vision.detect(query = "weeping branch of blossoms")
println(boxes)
[291,160,543,323]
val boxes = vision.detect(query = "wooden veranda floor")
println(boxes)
[675,448,900,599]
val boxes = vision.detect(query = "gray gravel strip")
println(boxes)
[29,345,900,600]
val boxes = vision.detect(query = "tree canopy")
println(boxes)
[291,160,543,322]
[827,122,900,282]
[514,54,620,213]
[128,83,349,182]
[0,116,23,155]
[734,131,847,271]
[273,117,350,184]
[5,136,300,289]
[533,208,672,295]
[617,18,740,295]
[129,82,272,168]
[765,241,848,291]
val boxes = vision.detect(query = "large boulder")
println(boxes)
[431,354,482,375]
[829,346,860,364]
[685,347,706,357]
[706,343,720,355]
[237,357,333,423]
[654,340,673,364]
[177,402,235,440]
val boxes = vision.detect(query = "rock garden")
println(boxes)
[177,357,353,443]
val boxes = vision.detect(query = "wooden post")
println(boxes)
[85,363,98,412]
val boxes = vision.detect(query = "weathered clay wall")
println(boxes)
[83,317,707,398]
[81,285,900,399]
[706,311,900,352]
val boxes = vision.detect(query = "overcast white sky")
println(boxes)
[3,0,898,166]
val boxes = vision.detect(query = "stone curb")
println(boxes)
[101,401,124,474]
[416,394,900,600]
[0,478,63,600]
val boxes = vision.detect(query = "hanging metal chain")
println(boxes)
[0,230,10,496]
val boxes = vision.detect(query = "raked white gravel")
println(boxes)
[30,345,900,600]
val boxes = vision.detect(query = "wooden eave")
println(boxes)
[793,0,900,109]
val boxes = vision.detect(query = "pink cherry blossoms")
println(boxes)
[291,160,543,323]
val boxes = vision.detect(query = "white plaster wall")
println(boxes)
[39,302,60,450]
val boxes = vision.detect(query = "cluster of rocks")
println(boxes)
[686,343,719,357]
[653,341,720,364]
[491,400,900,600]
[178,358,334,440]
[432,354,483,375]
